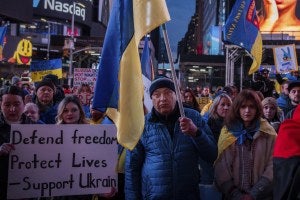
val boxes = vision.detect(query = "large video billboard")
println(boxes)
[256,0,300,39]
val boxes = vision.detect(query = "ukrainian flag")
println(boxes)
[93,0,170,150]
[141,37,154,80]
[0,26,6,46]
[223,0,262,75]
[30,59,62,82]
[0,26,7,61]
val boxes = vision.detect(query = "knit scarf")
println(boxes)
[228,119,260,145]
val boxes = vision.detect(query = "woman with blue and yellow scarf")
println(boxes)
[215,89,276,200]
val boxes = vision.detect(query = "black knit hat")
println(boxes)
[36,78,55,92]
[149,76,175,97]
[288,81,300,92]
[43,74,59,86]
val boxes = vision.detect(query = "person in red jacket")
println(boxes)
[273,104,300,200]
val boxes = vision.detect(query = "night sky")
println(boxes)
[166,0,194,56]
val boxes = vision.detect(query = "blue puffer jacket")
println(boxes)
[277,93,292,116]
[39,103,59,124]
[125,108,217,200]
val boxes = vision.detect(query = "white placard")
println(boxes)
[73,68,98,93]
[142,74,153,113]
[273,44,298,73]
[8,124,118,199]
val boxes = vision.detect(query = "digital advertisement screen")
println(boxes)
[255,0,300,39]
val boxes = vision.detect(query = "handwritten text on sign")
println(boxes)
[8,124,118,199]
[73,68,97,92]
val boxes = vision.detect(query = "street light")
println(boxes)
[41,18,62,60]
[41,18,50,60]
[68,2,85,87]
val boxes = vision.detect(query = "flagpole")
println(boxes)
[161,24,185,117]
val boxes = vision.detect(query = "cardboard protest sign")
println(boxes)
[8,124,117,199]
[273,44,298,73]
[73,68,97,93]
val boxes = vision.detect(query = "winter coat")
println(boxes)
[273,105,300,200]
[276,93,292,116]
[215,119,276,200]
[125,108,217,200]
[0,113,35,199]
[38,103,59,124]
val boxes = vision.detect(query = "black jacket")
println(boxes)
[0,113,35,199]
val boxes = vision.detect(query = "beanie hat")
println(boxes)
[43,74,59,86]
[11,76,21,85]
[36,78,55,92]
[262,97,277,107]
[288,80,300,92]
[149,77,175,97]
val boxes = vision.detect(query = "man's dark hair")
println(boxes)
[0,85,24,101]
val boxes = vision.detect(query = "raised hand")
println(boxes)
[0,143,15,156]
[179,117,198,137]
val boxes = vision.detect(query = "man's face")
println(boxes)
[289,86,300,105]
[202,87,209,96]
[152,88,176,116]
[37,86,54,105]
[1,94,24,123]
[262,71,269,79]
[293,71,299,77]
[282,83,289,95]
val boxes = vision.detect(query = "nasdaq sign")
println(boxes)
[33,0,91,25]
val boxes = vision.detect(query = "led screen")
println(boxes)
[255,0,300,40]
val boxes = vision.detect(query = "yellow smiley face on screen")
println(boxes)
[14,39,33,65]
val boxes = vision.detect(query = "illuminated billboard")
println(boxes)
[33,0,93,26]
[255,0,300,40]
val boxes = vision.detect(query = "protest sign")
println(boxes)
[273,44,298,73]
[77,92,93,105]
[73,68,97,93]
[8,124,118,199]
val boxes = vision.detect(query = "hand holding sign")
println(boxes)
[0,143,15,156]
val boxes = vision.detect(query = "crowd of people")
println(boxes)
[0,70,300,199]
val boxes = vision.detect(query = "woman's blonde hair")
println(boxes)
[56,95,88,124]
[208,93,232,119]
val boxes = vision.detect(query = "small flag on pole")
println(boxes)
[223,0,262,75]
[141,36,154,80]
[0,26,7,46]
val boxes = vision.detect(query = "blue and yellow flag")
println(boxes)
[93,0,170,150]
[0,26,7,61]
[0,26,7,46]
[223,0,262,75]
[141,37,154,80]
[30,59,62,82]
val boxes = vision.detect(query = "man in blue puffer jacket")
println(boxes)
[125,76,217,200]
